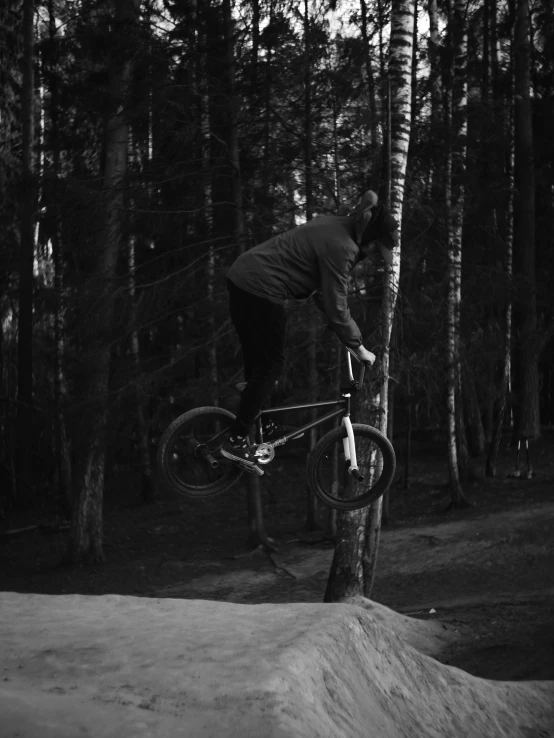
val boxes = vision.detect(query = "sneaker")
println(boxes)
[261,419,304,442]
[220,433,260,470]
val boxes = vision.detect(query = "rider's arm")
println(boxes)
[317,241,364,349]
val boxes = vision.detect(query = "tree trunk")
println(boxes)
[221,0,272,550]
[324,510,367,602]
[382,346,397,526]
[303,5,319,530]
[359,0,380,177]
[65,0,140,565]
[376,0,391,200]
[512,0,540,443]
[445,0,471,508]
[49,0,72,516]
[252,0,273,242]
[305,309,320,531]
[487,102,515,476]
[199,8,218,407]
[128,231,155,502]
[426,0,444,210]
[326,337,342,541]
[304,0,315,219]
[362,0,414,599]
[17,0,35,502]
[462,366,485,457]
[325,0,415,603]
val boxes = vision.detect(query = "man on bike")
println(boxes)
[221,190,399,470]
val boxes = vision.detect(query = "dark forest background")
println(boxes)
[1,0,553,561]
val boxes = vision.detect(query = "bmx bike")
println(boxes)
[157,349,396,511]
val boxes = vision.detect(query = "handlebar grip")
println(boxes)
[346,347,373,387]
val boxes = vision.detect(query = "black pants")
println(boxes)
[227,278,286,435]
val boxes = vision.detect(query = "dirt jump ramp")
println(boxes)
[0,593,552,737]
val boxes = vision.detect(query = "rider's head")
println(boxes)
[354,193,398,266]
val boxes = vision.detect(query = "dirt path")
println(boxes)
[2,442,554,685]
[147,502,554,681]
[2,594,553,738]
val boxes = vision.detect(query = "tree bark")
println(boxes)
[65,0,140,564]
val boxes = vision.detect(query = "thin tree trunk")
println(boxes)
[200,9,218,407]
[222,0,273,550]
[251,0,272,242]
[305,310,320,530]
[128,231,155,502]
[17,0,35,501]
[304,0,315,219]
[426,0,443,201]
[512,0,540,443]
[326,336,342,540]
[403,371,413,490]
[376,0,390,200]
[325,0,415,603]
[445,0,471,508]
[359,0,380,173]
[49,0,72,515]
[487,102,515,476]
[381,344,396,525]
[65,0,140,564]
[463,365,485,457]
[362,0,414,598]
[303,0,320,529]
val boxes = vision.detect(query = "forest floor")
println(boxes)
[1,429,553,684]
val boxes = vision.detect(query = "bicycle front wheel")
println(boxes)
[157,406,243,499]
[307,423,396,511]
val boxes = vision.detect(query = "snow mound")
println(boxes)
[0,593,552,737]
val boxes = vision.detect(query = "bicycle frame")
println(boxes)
[254,349,367,480]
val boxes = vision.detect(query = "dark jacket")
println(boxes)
[227,215,363,348]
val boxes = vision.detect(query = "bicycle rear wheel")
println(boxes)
[307,423,396,511]
[157,406,243,499]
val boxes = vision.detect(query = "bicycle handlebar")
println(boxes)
[346,347,373,389]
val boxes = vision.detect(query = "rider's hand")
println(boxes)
[354,345,376,365]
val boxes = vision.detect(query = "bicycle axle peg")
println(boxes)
[350,468,364,482]
[195,443,219,469]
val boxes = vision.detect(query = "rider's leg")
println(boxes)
[227,279,286,434]
[221,280,286,466]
